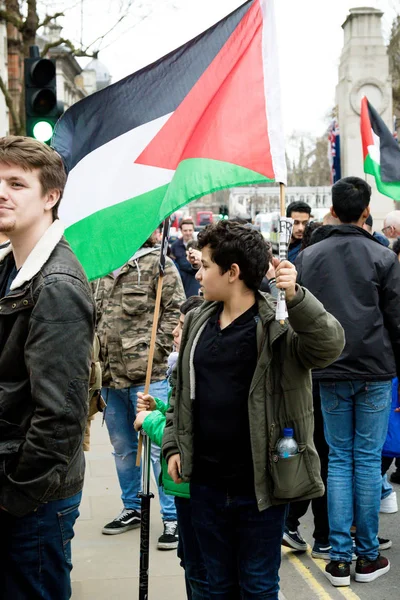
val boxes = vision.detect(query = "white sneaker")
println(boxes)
[380,491,398,514]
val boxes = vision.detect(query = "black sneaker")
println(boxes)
[282,527,307,551]
[102,508,141,535]
[355,554,390,583]
[311,541,331,560]
[157,520,178,550]
[378,537,392,551]
[324,560,351,586]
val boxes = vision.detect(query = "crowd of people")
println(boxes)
[0,135,400,600]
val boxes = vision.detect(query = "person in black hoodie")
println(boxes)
[296,177,400,587]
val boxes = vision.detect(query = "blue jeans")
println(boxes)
[190,484,287,599]
[103,380,176,521]
[175,496,209,600]
[0,492,81,600]
[320,380,392,562]
[381,473,393,500]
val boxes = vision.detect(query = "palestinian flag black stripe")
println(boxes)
[53,0,286,280]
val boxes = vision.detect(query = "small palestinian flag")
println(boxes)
[53,0,286,281]
[361,96,400,201]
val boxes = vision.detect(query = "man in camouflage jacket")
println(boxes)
[95,236,185,548]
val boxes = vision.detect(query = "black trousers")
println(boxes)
[286,383,330,544]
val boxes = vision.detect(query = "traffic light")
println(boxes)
[219,204,229,219]
[24,45,63,144]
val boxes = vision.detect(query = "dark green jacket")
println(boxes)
[162,288,345,511]
[142,396,189,499]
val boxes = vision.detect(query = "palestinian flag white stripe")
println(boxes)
[61,114,173,225]
[261,0,286,183]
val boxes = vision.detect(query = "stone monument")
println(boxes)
[336,6,394,227]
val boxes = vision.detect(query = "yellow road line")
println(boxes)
[282,547,334,599]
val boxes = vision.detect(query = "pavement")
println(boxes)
[72,415,400,600]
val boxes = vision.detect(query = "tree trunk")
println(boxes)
[6,0,23,134]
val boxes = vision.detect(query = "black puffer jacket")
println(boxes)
[0,221,95,516]
[296,225,400,381]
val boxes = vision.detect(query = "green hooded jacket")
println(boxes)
[142,395,189,498]
[162,288,345,511]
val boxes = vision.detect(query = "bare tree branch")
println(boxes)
[40,38,96,58]
[100,7,153,52]
[39,12,65,29]
[0,8,24,30]
[82,0,134,52]
[0,73,21,134]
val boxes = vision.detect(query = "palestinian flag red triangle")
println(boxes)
[53,0,286,281]
[136,0,274,178]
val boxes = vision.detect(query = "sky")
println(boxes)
[52,0,398,145]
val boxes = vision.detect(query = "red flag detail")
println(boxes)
[360,96,374,161]
[135,0,274,179]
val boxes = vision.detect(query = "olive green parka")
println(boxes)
[162,288,345,510]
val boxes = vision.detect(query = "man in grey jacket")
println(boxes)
[163,220,344,599]
[0,137,95,599]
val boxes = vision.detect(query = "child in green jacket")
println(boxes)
[134,295,209,600]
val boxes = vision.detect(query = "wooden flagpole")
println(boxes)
[136,219,170,467]
[279,181,285,217]
[136,274,164,466]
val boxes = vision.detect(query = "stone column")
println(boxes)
[336,7,394,227]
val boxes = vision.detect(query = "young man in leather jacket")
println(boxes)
[0,136,95,599]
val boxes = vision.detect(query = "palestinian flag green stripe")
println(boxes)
[65,158,273,280]
[364,154,400,202]
[64,184,169,281]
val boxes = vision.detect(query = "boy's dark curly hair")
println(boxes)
[197,220,270,291]
[300,221,322,251]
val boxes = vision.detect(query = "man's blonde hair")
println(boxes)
[0,136,67,219]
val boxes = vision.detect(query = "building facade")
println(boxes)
[229,186,332,220]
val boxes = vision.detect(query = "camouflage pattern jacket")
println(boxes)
[95,247,185,389]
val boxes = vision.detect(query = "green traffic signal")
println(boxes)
[32,121,54,142]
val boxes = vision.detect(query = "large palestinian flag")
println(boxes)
[361,96,400,201]
[53,0,286,281]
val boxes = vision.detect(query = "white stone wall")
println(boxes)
[75,69,97,96]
